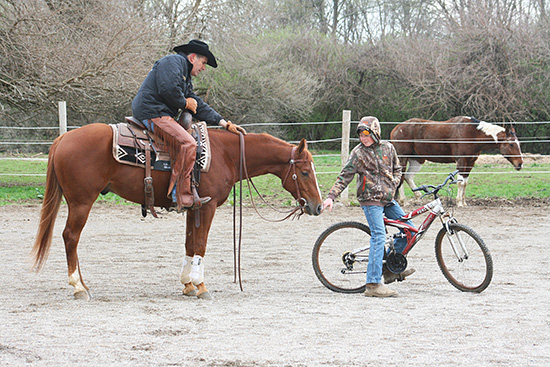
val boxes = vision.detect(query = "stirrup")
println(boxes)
[170,198,210,212]
[183,187,211,210]
[193,196,211,209]
[182,196,211,210]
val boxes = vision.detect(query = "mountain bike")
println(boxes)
[312,170,493,293]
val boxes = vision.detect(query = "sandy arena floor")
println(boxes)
[1,201,549,366]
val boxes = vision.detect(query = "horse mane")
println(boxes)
[251,133,314,164]
[256,132,291,145]
[475,119,505,142]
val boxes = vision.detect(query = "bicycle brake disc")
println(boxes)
[386,252,407,273]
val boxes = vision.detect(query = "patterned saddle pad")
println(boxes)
[109,120,211,172]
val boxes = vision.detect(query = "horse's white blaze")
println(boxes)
[180,255,193,284]
[477,121,505,142]
[190,255,204,285]
[311,162,322,200]
[68,271,86,293]
[513,137,523,158]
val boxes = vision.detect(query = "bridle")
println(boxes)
[238,134,310,221]
[280,145,311,209]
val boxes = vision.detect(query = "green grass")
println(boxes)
[0,157,139,205]
[1,153,549,205]
[312,153,550,202]
[395,162,550,200]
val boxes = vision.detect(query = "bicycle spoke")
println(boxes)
[312,222,371,293]
[436,223,493,293]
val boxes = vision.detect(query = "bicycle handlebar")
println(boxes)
[411,170,461,198]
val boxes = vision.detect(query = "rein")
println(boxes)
[232,133,308,290]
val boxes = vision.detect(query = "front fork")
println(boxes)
[441,215,469,262]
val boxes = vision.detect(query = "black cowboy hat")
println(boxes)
[173,40,217,68]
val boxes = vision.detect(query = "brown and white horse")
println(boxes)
[390,116,523,206]
[32,124,323,300]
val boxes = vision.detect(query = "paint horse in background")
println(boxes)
[390,116,523,206]
[32,123,323,300]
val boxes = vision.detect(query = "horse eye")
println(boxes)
[301,171,309,177]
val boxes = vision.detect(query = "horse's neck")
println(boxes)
[244,134,292,178]
[470,125,504,146]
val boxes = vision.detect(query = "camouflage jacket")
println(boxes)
[327,141,402,205]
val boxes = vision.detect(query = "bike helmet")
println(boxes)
[356,116,381,144]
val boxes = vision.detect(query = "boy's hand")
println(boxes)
[322,198,333,212]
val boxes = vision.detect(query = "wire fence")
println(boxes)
[1,114,549,177]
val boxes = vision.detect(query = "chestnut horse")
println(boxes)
[32,123,323,300]
[390,116,523,206]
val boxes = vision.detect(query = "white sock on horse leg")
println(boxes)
[190,255,204,286]
[68,270,87,294]
[405,160,423,192]
[457,175,468,205]
[180,255,193,284]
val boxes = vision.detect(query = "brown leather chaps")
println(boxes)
[149,116,195,209]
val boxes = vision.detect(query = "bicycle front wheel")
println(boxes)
[435,223,493,293]
[312,221,370,293]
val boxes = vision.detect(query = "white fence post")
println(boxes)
[58,101,67,136]
[340,110,351,204]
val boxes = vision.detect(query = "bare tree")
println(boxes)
[198,30,322,124]
[2,0,550,155]
[0,0,161,125]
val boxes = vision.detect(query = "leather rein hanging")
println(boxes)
[233,133,310,290]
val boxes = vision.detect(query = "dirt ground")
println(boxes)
[1,201,549,366]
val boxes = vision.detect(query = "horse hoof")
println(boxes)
[74,290,92,301]
[183,289,197,297]
[197,291,213,300]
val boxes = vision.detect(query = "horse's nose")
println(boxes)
[516,163,523,170]
[307,203,322,216]
[314,204,322,216]
[304,203,322,216]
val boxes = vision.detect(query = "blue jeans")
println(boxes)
[361,201,415,283]
[142,119,155,133]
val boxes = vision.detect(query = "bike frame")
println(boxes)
[348,197,450,259]
[384,196,449,255]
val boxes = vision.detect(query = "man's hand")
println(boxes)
[322,198,333,213]
[224,120,247,135]
[185,98,197,114]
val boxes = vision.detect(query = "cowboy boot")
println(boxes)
[176,177,211,210]
[176,144,210,210]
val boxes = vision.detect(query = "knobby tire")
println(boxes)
[435,223,493,293]
[312,221,371,293]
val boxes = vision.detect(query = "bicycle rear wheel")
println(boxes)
[435,223,493,293]
[312,221,370,293]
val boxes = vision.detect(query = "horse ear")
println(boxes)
[297,138,308,154]
[507,123,517,136]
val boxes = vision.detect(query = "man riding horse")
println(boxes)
[132,39,246,211]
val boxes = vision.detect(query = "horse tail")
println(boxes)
[31,135,64,272]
